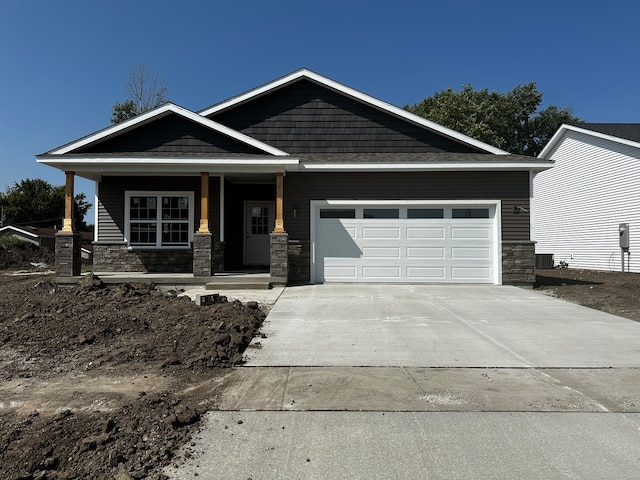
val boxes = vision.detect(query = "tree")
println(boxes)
[404,83,582,156]
[111,64,168,123]
[0,179,92,230]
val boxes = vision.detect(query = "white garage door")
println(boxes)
[313,202,499,284]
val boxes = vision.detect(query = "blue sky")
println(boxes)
[1,0,638,219]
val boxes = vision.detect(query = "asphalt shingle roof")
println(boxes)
[575,123,640,144]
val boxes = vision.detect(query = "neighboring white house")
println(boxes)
[533,123,640,273]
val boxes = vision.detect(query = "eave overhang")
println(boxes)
[298,161,553,173]
[35,155,300,181]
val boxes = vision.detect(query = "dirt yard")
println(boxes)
[535,267,640,322]
[0,270,266,480]
[1,249,639,478]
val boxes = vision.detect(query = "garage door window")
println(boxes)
[452,208,490,219]
[408,208,444,219]
[319,209,356,219]
[363,208,399,219]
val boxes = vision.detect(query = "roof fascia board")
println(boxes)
[199,68,509,155]
[299,161,553,172]
[0,226,38,238]
[35,160,300,182]
[49,104,288,157]
[539,124,640,158]
[35,156,300,178]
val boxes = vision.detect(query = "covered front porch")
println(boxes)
[51,168,293,283]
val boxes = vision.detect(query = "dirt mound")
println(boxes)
[0,239,54,270]
[0,273,266,479]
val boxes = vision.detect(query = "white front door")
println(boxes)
[245,202,274,265]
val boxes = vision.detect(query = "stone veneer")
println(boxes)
[93,242,192,273]
[501,240,535,286]
[193,233,214,277]
[269,233,289,281]
[55,233,82,277]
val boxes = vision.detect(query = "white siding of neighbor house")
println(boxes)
[533,130,640,273]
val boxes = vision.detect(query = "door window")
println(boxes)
[251,206,270,234]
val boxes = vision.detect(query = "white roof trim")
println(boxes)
[35,156,300,180]
[299,161,552,172]
[0,225,39,238]
[538,124,640,159]
[48,103,288,157]
[199,68,509,155]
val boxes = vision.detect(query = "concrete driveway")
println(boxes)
[245,284,640,367]
[166,285,640,480]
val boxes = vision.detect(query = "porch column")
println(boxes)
[56,171,81,277]
[273,172,286,233]
[198,172,210,233]
[62,171,75,232]
[270,172,288,283]
[193,172,214,277]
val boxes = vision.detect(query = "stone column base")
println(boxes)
[270,233,289,282]
[502,240,535,286]
[193,233,214,277]
[55,233,82,277]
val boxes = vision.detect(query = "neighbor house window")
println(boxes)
[126,192,194,248]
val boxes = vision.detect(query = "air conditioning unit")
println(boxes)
[535,254,554,269]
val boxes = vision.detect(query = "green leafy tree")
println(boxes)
[111,64,168,123]
[0,179,91,230]
[111,99,138,124]
[404,82,582,156]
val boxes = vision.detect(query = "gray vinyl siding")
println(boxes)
[97,182,124,242]
[209,80,482,154]
[77,114,265,155]
[97,176,221,242]
[284,171,530,241]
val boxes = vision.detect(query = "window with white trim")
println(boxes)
[126,192,194,248]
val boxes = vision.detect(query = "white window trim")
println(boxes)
[124,191,195,249]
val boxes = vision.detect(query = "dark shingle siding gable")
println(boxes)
[576,123,640,144]
[77,114,266,155]
[208,79,482,154]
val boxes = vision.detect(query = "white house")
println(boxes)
[533,123,640,273]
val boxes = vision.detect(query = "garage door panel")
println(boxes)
[407,247,445,259]
[406,227,445,239]
[406,267,446,280]
[451,247,491,259]
[318,222,357,239]
[363,247,400,258]
[451,227,490,239]
[451,267,492,280]
[315,204,496,284]
[324,265,358,279]
[362,227,400,239]
[362,266,401,279]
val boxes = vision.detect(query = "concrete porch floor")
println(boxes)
[56,270,282,285]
